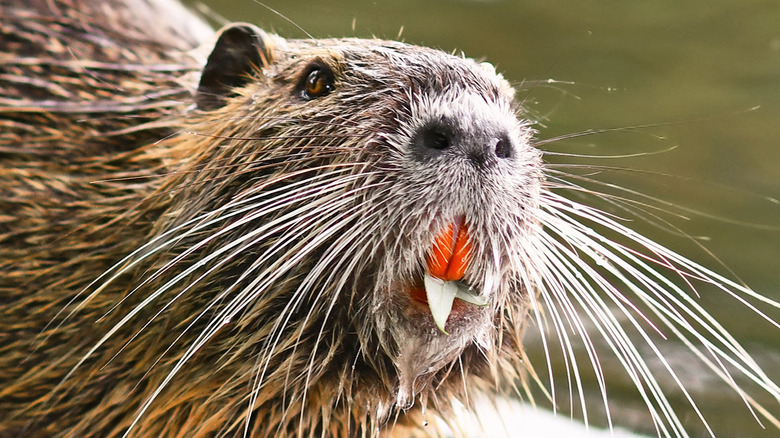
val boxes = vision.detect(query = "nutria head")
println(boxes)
[0,21,541,435]
[113,23,543,433]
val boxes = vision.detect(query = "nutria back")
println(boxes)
[1,0,207,434]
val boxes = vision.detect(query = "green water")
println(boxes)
[194,1,780,435]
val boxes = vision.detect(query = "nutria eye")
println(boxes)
[302,68,333,100]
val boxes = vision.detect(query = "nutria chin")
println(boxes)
[1,0,779,436]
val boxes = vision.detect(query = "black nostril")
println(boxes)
[410,122,455,160]
[410,120,513,166]
[422,126,451,151]
[494,135,513,159]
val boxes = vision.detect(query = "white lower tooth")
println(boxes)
[424,274,457,334]
[453,283,489,306]
[424,275,490,334]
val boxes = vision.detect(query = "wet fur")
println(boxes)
[2,0,780,437]
[1,0,537,435]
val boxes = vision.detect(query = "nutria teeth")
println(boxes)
[424,274,489,333]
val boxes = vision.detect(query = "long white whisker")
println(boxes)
[121,184,367,437]
[533,186,780,435]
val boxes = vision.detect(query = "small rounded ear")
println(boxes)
[196,23,272,110]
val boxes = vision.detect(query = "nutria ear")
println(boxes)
[196,23,272,110]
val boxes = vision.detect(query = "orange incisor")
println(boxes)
[426,220,472,281]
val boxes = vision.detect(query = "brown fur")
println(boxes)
[1,0,538,436]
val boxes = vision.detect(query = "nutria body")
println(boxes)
[1,0,539,435]
[1,0,779,437]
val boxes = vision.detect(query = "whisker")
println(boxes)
[121,179,375,436]
[531,187,780,435]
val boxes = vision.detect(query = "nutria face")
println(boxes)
[177,30,544,419]
[323,42,542,409]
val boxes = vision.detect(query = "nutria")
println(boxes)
[1,0,778,437]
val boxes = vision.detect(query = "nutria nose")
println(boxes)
[411,121,513,167]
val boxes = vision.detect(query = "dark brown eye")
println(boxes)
[302,68,333,100]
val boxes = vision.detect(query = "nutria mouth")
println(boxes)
[400,217,489,333]
[1,0,779,437]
